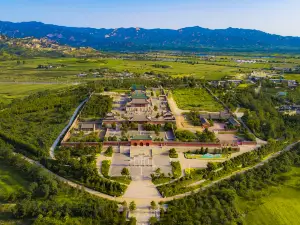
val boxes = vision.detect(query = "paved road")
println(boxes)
[49,96,90,159]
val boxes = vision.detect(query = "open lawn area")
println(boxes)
[239,167,300,225]
[172,88,223,112]
[0,83,70,105]
[0,162,29,201]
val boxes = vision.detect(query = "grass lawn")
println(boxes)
[0,162,31,225]
[0,83,70,105]
[239,167,300,225]
[0,163,29,201]
[110,176,131,185]
[152,177,173,185]
[172,88,223,112]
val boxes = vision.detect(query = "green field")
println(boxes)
[0,162,30,224]
[0,57,246,82]
[239,167,300,225]
[172,88,223,111]
[0,163,29,201]
[0,83,70,105]
[285,74,300,81]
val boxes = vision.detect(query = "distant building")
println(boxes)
[163,111,175,121]
[228,117,241,128]
[77,73,87,77]
[131,84,146,91]
[235,59,256,64]
[200,117,211,128]
[80,123,95,132]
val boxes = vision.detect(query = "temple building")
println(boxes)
[126,86,152,113]
[130,135,153,146]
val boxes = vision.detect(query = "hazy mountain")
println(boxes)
[1,21,300,52]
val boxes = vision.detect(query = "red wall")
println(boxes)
[61,141,256,148]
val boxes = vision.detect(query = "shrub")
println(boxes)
[104,146,113,157]
[171,161,182,178]
[169,148,178,158]
[101,160,111,177]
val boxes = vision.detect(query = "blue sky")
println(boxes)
[0,0,299,36]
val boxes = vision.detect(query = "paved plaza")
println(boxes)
[109,147,172,178]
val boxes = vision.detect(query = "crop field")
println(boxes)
[0,57,245,82]
[239,167,300,225]
[0,83,70,105]
[172,88,223,112]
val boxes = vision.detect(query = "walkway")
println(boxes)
[123,177,162,200]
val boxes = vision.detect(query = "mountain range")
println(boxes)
[1,21,300,52]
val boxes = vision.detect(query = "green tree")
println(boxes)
[149,217,158,225]
[150,201,157,210]
[129,201,136,211]
[121,167,130,176]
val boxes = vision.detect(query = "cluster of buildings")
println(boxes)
[199,116,240,129]
[278,105,300,115]
[235,59,257,64]
[62,84,252,149]
[209,80,244,87]
[103,85,175,126]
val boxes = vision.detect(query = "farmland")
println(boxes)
[0,83,70,105]
[172,88,223,111]
[0,57,246,82]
